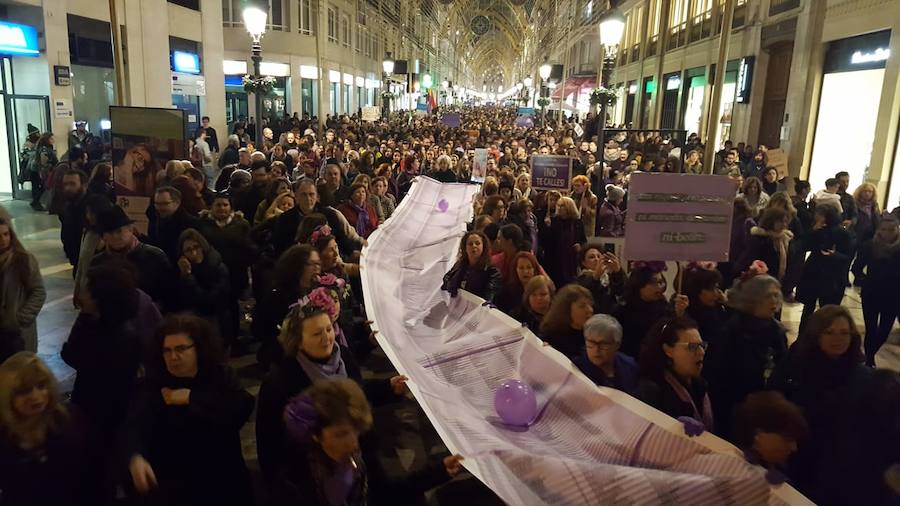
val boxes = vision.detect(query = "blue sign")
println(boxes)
[416,101,427,112]
[0,21,39,57]
[517,107,535,116]
[224,75,243,86]
[442,112,461,128]
[172,51,201,74]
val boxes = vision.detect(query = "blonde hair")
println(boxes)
[853,183,879,204]
[556,196,579,219]
[265,191,296,221]
[522,275,556,305]
[0,352,68,445]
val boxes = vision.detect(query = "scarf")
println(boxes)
[751,226,793,280]
[296,345,347,383]
[351,203,370,236]
[664,370,714,431]
[333,323,349,349]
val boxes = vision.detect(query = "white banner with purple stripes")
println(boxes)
[360,176,811,505]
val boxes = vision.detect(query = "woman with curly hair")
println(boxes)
[441,230,502,303]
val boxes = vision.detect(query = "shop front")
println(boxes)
[299,65,319,117]
[709,59,741,150]
[171,49,204,135]
[809,30,891,196]
[223,59,289,131]
[680,67,706,137]
[660,72,681,130]
[0,18,51,199]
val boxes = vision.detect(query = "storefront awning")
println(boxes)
[550,75,596,99]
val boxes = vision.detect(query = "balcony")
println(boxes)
[689,12,712,43]
[769,0,801,16]
[631,44,640,62]
[647,35,658,57]
[667,22,688,51]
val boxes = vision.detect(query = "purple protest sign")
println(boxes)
[530,155,572,190]
[442,112,461,128]
[623,173,735,262]
[514,115,534,128]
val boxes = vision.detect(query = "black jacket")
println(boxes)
[634,375,712,422]
[174,248,233,338]
[796,225,852,303]
[256,350,394,483]
[575,270,625,315]
[703,311,787,436]
[90,243,173,309]
[59,193,87,266]
[613,298,671,359]
[121,367,254,506]
[858,238,900,306]
[0,406,90,506]
[441,262,502,302]
[540,325,585,359]
[147,208,202,264]
[198,211,256,294]
[271,204,364,259]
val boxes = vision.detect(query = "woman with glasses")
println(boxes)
[173,229,232,342]
[125,313,254,506]
[573,314,638,393]
[704,262,787,438]
[682,263,729,347]
[635,317,713,431]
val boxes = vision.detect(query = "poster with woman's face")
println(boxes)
[110,107,186,197]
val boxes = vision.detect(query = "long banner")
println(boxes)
[361,177,810,505]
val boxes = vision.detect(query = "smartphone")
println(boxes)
[603,243,616,254]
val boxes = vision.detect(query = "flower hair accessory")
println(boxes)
[284,394,318,443]
[289,287,338,318]
[317,273,350,300]
[629,260,667,273]
[738,260,769,284]
[686,261,718,272]
[310,224,332,244]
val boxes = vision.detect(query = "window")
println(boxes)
[356,25,363,53]
[301,78,317,116]
[330,82,339,113]
[328,7,337,43]
[298,0,315,35]
[341,14,351,48]
[168,0,199,9]
[223,0,285,31]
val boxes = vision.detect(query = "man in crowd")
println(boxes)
[147,186,201,264]
[835,171,858,227]
[318,162,351,207]
[59,168,88,267]
[272,178,364,257]
[195,116,220,153]
[716,149,742,178]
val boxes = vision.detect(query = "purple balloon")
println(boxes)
[437,199,449,213]
[494,379,537,426]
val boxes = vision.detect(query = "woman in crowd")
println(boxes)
[856,217,900,366]
[683,150,703,174]
[28,132,57,211]
[312,224,359,280]
[0,352,89,506]
[495,251,542,313]
[279,378,464,505]
[737,177,770,218]
[704,261,787,437]
[722,197,755,287]
[515,173,532,200]
[635,317,713,430]
[254,178,292,225]
[256,288,406,488]
[252,244,322,368]
[174,229,232,340]
[769,306,885,505]
[441,230,502,302]
[482,195,508,224]
[766,192,805,300]
[614,263,687,359]
[732,391,808,477]
[761,167,785,196]
[682,262,729,347]
[125,314,254,505]
[511,275,555,334]
[86,163,116,203]
[0,216,46,362]
[850,183,881,286]
[73,195,114,308]
[736,207,793,281]
[573,314,639,393]
[540,197,586,287]
[370,176,396,224]
[263,191,296,223]
[491,223,532,284]
[597,185,625,237]
[570,175,598,239]
[539,284,594,358]
[574,245,624,315]
[338,183,379,239]
[506,198,538,255]
[796,205,852,332]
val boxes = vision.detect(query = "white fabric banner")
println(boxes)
[361,176,811,505]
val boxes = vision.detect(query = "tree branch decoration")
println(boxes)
[243,75,277,95]
[537,97,550,108]
[589,86,619,107]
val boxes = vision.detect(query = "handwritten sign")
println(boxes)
[361,106,380,122]
[530,155,572,190]
[623,173,735,261]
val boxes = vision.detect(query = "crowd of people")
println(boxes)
[2,105,899,505]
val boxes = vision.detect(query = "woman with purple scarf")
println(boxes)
[338,183,379,239]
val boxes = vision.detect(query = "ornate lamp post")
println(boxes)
[539,62,551,128]
[242,3,267,145]
[382,52,395,119]
[596,8,625,146]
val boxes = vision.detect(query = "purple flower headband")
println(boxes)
[310,224,332,244]
[629,260,667,273]
[289,287,338,319]
[317,273,350,301]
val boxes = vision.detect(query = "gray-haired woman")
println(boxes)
[572,314,639,393]
[597,185,625,237]
[703,263,788,438]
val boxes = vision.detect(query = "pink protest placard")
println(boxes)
[623,173,735,262]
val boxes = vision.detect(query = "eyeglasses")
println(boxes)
[671,341,708,353]
[163,344,195,356]
[585,339,618,349]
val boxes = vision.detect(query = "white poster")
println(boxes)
[471,148,488,183]
[361,106,381,122]
[54,98,73,119]
[360,178,810,506]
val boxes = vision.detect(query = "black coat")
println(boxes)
[147,208,202,264]
[271,204,363,259]
[256,350,394,483]
[90,242,173,308]
[613,298,670,359]
[685,303,730,347]
[540,325,584,359]
[121,367,254,506]
[175,248,233,338]
[0,406,90,506]
[796,225,852,303]
[539,217,586,287]
[575,270,625,315]
[59,193,86,266]
[634,375,712,422]
[441,262,502,302]
[703,311,787,436]
[510,304,543,335]
[198,211,256,294]
[858,238,900,306]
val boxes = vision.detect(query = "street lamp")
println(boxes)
[596,8,625,145]
[539,61,552,127]
[382,52,394,118]
[243,3,267,145]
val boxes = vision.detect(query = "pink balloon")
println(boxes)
[494,379,537,426]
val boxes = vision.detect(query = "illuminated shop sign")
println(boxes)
[0,21,39,56]
[735,56,755,104]
[172,51,201,74]
[851,48,890,65]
